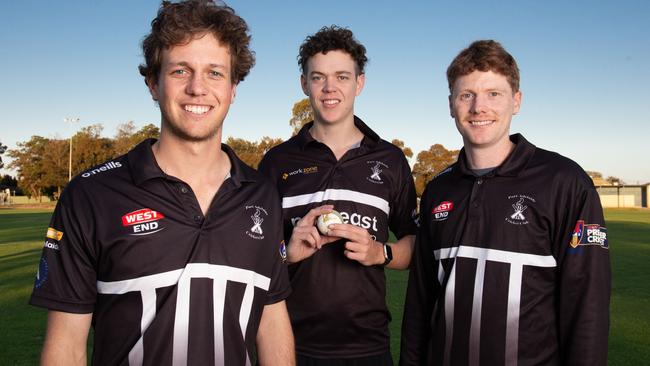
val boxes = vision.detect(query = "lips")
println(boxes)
[469,120,495,126]
[322,99,340,107]
[184,104,212,115]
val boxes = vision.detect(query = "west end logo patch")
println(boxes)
[570,220,608,249]
[122,208,165,236]
[505,194,536,225]
[246,205,268,240]
[432,201,453,221]
[366,160,388,184]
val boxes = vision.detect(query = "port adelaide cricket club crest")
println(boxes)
[505,194,536,225]
[366,160,388,184]
[121,208,166,235]
[246,205,268,240]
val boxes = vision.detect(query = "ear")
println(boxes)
[146,77,159,101]
[230,82,238,104]
[355,73,366,96]
[513,90,522,115]
[448,94,455,118]
[301,74,309,96]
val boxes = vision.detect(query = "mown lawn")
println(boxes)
[1,208,648,364]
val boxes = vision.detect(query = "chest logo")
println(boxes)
[432,201,454,221]
[122,208,166,236]
[366,160,388,184]
[505,195,535,225]
[246,205,268,240]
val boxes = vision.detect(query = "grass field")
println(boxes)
[1,207,648,364]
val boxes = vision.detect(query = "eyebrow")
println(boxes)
[309,70,353,76]
[167,61,227,70]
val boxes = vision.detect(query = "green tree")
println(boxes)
[7,136,50,200]
[289,98,313,135]
[226,136,283,169]
[113,121,160,156]
[412,144,459,197]
[0,140,6,169]
[72,124,115,175]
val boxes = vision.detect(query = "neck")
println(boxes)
[153,129,229,183]
[310,116,363,159]
[464,138,515,170]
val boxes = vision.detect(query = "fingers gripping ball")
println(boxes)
[316,210,344,235]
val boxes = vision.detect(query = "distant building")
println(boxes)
[595,184,650,208]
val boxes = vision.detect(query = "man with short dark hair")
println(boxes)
[400,40,610,365]
[259,26,417,365]
[30,1,294,364]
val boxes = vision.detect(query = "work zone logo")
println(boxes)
[81,161,122,178]
[366,160,388,184]
[432,201,453,222]
[43,227,64,251]
[121,208,165,236]
[570,220,608,249]
[282,166,318,180]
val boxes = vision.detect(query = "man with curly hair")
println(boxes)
[30,1,294,364]
[259,26,417,365]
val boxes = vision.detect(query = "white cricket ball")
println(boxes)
[316,210,344,235]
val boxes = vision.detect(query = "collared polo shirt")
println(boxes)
[400,134,610,365]
[259,116,417,358]
[30,139,290,366]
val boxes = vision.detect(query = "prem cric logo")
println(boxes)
[570,220,608,249]
[121,208,166,236]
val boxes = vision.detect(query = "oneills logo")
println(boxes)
[122,208,165,236]
[82,161,122,178]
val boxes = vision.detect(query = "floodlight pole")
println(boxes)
[64,117,80,182]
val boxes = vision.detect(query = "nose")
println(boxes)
[322,76,336,93]
[470,94,487,114]
[186,73,207,96]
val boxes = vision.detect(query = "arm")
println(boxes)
[41,311,92,366]
[385,234,415,269]
[256,300,295,366]
[557,183,610,365]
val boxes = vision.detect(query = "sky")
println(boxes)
[1,0,649,183]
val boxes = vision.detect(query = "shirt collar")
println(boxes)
[128,138,257,187]
[295,115,380,150]
[457,134,536,177]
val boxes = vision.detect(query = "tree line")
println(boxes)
[1,99,626,201]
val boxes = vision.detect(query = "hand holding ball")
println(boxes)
[316,210,344,235]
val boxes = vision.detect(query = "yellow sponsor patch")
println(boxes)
[46,227,64,241]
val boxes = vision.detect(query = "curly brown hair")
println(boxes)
[139,0,255,85]
[298,25,368,76]
[447,40,520,93]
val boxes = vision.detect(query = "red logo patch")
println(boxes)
[432,201,453,221]
[432,201,454,213]
[122,209,165,226]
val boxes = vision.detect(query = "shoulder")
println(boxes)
[530,147,593,188]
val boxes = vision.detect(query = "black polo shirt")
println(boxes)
[258,116,417,358]
[30,139,290,366]
[400,134,610,365]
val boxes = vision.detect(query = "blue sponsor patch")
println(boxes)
[35,257,48,288]
[279,240,287,263]
[570,220,608,249]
